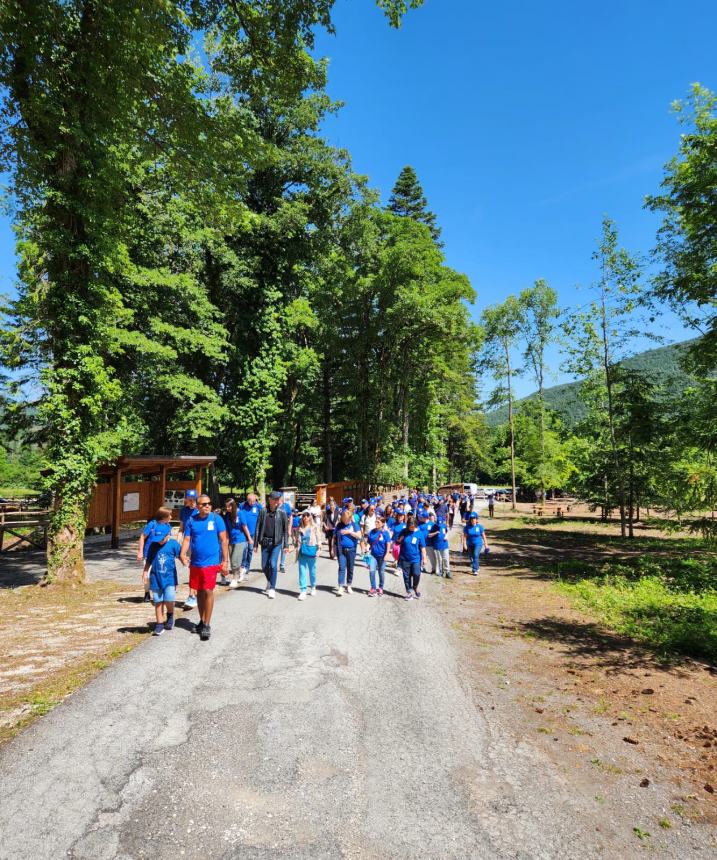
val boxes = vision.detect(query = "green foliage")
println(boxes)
[388,165,441,244]
[648,84,717,371]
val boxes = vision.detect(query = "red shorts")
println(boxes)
[189,564,222,591]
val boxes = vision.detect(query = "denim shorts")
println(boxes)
[151,585,176,604]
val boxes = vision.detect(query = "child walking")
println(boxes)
[367,516,391,596]
[297,512,320,600]
[149,528,182,635]
[137,507,173,602]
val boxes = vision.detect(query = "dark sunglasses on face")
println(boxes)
[199,501,211,507]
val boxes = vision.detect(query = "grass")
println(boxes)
[546,554,717,663]
[0,486,38,498]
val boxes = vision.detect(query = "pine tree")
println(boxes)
[388,166,442,243]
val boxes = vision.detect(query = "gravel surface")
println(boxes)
[0,545,711,858]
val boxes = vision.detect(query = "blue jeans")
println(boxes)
[298,553,317,591]
[400,560,421,593]
[467,542,481,572]
[242,541,254,571]
[280,546,286,572]
[368,555,386,590]
[337,546,356,586]
[261,544,282,589]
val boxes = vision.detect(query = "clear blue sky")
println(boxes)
[313,0,717,394]
[1,0,715,397]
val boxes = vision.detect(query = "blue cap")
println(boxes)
[185,489,198,499]
[469,511,479,519]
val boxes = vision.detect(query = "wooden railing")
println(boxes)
[0,509,50,552]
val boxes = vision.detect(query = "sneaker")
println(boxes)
[184,595,197,610]
[165,614,174,631]
[334,587,343,596]
[404,592,414,601]
[153,622,164,636]
[193,620,204,635]
[143,592,151,603]
[471,571,479,576]
[219,575,230,586]
[368,588,377,597]
[377,587,384,596]
[309,586,317,596]
[298,591,307,601]
[414,590,422,599]
[346,585,353,594]
[228,578,239,590]
[238,570,247,582]
[267,588,276,599]
[200,624,211,641]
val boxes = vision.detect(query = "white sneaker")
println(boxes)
[298,591,307,601]
[228,578,239,589]
[238,568,247,582]
[267,588,276,599]
[334,587,343,596]
[345,585,353,594]
[309,586,317,596]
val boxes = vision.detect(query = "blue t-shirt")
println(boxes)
[435,502,448,519]
[464,523,485,545]
[224,512,245,545]
[399,529,425,563]
[391,522,406,542]
[292,513,301,529]
[142,519,171,558]
[386,516,396,530]
[180,505,199,531]
[336,521,360,550]
[368,527,391,560]
[432,522,450,551]
[239,502,261,539]
[149,539,181,591]
[185,513,226,567]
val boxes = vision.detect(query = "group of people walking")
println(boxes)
[138,489,491,641]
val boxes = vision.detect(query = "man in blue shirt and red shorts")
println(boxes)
[180,494,229,641]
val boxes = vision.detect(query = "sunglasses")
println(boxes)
[199,501,212,507]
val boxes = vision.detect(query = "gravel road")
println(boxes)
[0,546,706,859]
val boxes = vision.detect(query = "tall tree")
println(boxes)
[518,279,560,500]
[388,165,442,244]
[647,84,717,371]
[481,297,523,510]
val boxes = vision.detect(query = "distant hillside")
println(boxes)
[485,339,699,428]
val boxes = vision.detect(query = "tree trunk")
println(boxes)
[401,382,410,481]
[505,343,517,511]
[600,294,627,537]
[322,361,332,483]
[44,489,89,585]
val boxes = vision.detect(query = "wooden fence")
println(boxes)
[0,508,50,553]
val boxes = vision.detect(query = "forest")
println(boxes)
[0,2,715,582]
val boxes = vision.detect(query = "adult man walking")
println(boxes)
[323,498,340,559]
[179,494,229,640]
[228,492,262,588]
[179,488,199,609]
[253,491,292,599]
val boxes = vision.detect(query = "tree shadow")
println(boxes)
[117,625,151,634]
[516,616,700,673]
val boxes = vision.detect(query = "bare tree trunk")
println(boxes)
[505,343,517,511]
[322,361,332,483]
[401,382,409,482]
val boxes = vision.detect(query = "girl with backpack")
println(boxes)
[297,512,321,600]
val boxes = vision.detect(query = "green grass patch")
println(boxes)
[554,555,717,662]
[0,486,38,498]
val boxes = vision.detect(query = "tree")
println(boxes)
[647,84,717,371]
[480,297,523,509]
[518,279,559,500]
[388,166,442,244]
[562,218,647,537]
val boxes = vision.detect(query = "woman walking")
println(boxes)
[462,511,488,575]
[323,498,340,559]
[335,509,361,595]
[367,515,391,596]
[297,512,320,600]
[396,514,427,601]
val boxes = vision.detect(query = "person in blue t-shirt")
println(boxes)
[429,517,452,579]
[396,515,427,600]
[149,536,181,635]
[367,518,391,595]
[389,511,406,572]
[462,511,488,575]
[137,507,172,602]
[280,497,293,573]
[235,493,262,582]
[334,509,361,595]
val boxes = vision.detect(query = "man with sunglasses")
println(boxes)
[180,495,229,640]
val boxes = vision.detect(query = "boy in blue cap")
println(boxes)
[179,489,200,609]
[462,511,489,575]
[149,528,182,635]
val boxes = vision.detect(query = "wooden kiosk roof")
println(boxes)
[97,455,216,478]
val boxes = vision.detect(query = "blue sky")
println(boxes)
[1,0,715,397]
[313,0,717,394]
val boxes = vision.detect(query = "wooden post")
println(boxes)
[111,467,123,549]
[196,467,203,496]
[159,465,167,512]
